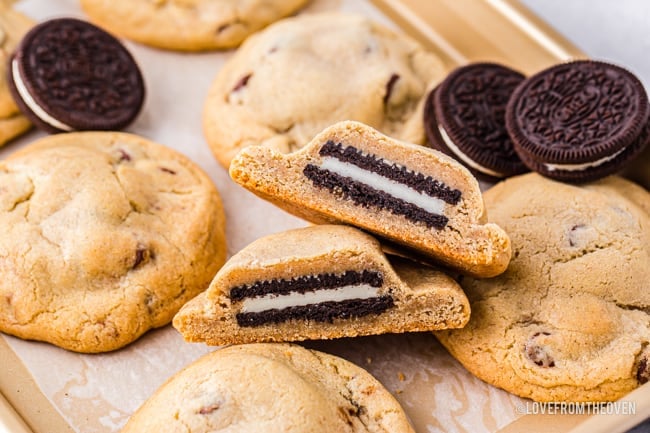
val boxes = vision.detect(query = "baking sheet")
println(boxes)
[370,0,586,74]
[0,1,641,433]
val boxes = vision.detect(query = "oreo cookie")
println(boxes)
[506,60,650,183]
[8,18,144,133]
[424,62,528,181]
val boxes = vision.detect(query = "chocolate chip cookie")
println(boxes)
[435,173,650,402]
[0,132,227,352]
[203,12,445,167]
[122,343,415,433]
[81,0,309,51]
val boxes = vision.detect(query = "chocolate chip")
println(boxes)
[133,248,146,268]
[232,73,252,93]
[159,167,176,175]
[349,400,366,417]
[526,346,555,367]
[568,224,587,247]
[338,406,354,426]
[197,402,221,415]
[216,23,231,34]
[525,332,555,368]
[383,73,400,104]
[636,350,649,384]
[144,292,156,314]
[532,331,551,337]
[133,245,153,269]
[117,149,131,162]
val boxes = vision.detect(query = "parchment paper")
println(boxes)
[1,0,527,432]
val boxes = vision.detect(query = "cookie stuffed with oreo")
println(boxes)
[8,18,145,133]
[424,62,528,182]
[506,60,650,183]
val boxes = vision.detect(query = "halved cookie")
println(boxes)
[173,225,469,345]
[229,120,511,277]
[122,343,415,433]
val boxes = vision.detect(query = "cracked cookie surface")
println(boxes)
[203,13,445,168]
[121,343,414,433]
[435,173,650,402]
[0,132,227,352]
[80,0,309,51]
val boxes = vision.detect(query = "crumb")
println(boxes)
[397,372,405,381]
[396,390,403,394]
[366,357,372,365]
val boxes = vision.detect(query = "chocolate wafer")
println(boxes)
[505,60,650,183]
[8,18,145,133]
[424,62,528,181]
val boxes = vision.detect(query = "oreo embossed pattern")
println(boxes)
[506,60,650,183]
[8,18,145,133]
[424,62,528,181]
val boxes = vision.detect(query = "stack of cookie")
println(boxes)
[172,120,512,343]
[166,12,519,342]
[423,60,650,186]
[167,11,514,347]
[183,36,649,410]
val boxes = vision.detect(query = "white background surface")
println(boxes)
[523,0,650,87]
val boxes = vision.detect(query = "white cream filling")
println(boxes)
[438,124,505,178]
[240,284,381,314]
[11,58,74,132]
[319,156,446,216]
[544,147,627,172]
